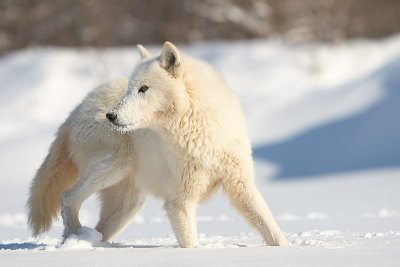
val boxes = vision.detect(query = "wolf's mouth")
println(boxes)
[110,122,137,133]
[111,121,127,127]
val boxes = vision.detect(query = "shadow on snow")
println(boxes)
[0,241,161,251]
[253,57,400,179]
[0,242,46,250]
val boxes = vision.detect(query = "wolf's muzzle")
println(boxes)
[106,112,118,124]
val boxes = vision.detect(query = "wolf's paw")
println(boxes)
[178,238,199,248]
[60,227,103,250]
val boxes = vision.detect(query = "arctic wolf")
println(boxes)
[27,42,288,247]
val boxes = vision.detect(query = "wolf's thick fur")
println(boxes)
[27,42,288,247]
[27,123,78,236]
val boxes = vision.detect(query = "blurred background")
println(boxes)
[1,0,400,55]
[0,0,400,243]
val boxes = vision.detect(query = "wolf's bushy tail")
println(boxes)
[27,123,78,237]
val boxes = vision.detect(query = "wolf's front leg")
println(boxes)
[164,199,198,248]
[164,166,211,248]
[223,177,288,246]
[61,157,129,240]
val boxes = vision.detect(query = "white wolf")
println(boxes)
[27,42,288,247]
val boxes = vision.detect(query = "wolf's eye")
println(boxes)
[138,85,149,93]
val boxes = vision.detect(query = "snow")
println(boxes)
[61,227,103,250]
[1,36,400,266]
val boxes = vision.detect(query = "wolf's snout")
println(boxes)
[106,112,118,123]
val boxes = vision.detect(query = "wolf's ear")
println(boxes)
[137,44,152,60]
[159,42,181,77]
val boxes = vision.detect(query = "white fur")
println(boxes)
[27,42,288,247]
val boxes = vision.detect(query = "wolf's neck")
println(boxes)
[156,105,212,160]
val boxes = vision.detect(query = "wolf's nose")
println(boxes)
[106,112,117,123]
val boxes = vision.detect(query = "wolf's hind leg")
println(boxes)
[164,199,198,248]
[222,177,288,246]
[61,158,129,239]
[96,177,145,242]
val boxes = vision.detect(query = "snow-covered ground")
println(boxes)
[1,36,400,266]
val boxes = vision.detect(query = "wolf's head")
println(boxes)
[107,42,189,132]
